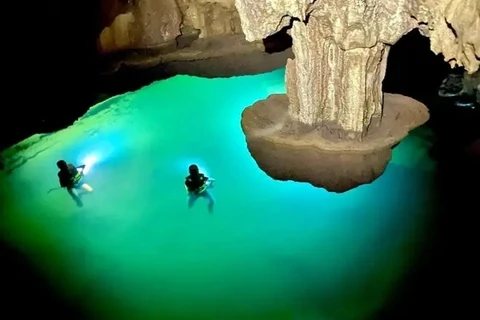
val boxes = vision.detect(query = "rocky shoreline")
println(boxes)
[97,34,293,96]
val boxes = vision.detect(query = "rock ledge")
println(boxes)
[241,93,429,192]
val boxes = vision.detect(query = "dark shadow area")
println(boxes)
[383,29,451,105]
[99,65,173,97]
[1,1,102,151]
[377,29,479,319]
[2,0,101,313]
[97,45,292,98]
[374,134,479,319]
[263,25,293,54]
[0,240,86,319]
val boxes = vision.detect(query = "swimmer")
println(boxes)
[185,164,214,213]
[57,160,93,207]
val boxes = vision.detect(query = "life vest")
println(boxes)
[69,165,82,185]
[73,171,82,184]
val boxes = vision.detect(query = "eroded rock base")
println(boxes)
[98,35,293,95]
[241,94,429,192]
[100,35,292,75]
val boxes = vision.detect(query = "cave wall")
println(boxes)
[176,0,242,38]
[100,0,131,29]
[3,0,102,150]
[98,0,242,54]
[98,0,182,54]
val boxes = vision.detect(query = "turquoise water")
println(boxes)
[0,68,436,320]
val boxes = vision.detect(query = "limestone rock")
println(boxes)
[236,0,420,137]
[98,0,244,54]
[415,0,480,74]
[177,0,242,38]
[98,0,182,54]
[234,0,479,191]
[98,13,136,54]
[100,0,131,30]
[234,0,308,41]
[285,19,389,137]
[241,93,429,192]
[134,0,182,47]
[235,0,479,136]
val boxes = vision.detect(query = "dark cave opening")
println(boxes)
[1,1,102,151]
[383,29,478,164]
[262,25,293,54]
[377,28,479,320]
[383,29,451,105]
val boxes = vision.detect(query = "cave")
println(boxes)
[1,1,479,320]
[262,25,293,54]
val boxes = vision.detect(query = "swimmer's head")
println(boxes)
[56,160,68,170]
[188,164,199,176]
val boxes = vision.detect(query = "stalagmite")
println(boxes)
[235,0,480,192]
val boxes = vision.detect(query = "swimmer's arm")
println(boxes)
[204,176,215,183]
[75,165,86,175]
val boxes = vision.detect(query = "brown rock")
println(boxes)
[415,0,480,74]
[241,94,429,192]
[285,20,388,138]
[98,0,182,54]
[133,0,182,47]
[236,0,480,72]
[234,0,479,190]
[98,0,245,54]
[235,0,479,136]
[236,0,423,139]
[100,0,131,30]
[176,0,243,38]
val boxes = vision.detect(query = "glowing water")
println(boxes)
[0,68,436,320]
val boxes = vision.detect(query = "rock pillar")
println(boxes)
[286,19,388,139]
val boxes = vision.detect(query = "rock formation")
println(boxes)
[438,70,479,106]
[98,0,242,54]
[96,0,294,87]
[176,0,242,39]
[438,73,465,98]
[415,0,480,74]
[98,0,182,54]
[235,0,480,192]
[462,70,480,99]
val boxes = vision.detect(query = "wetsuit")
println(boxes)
[185,173,209,194]
[185,173,214,213]
[58,164,82,189]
